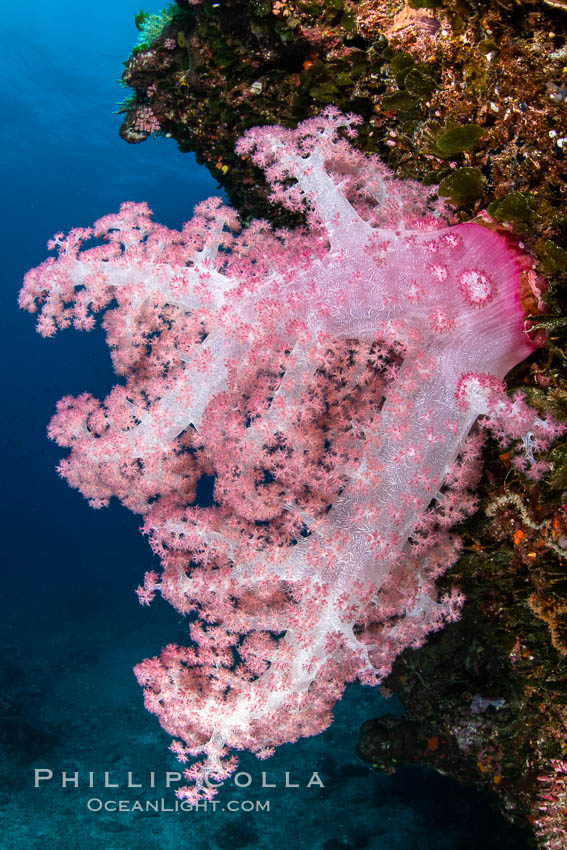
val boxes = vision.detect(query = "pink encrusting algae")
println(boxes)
[19,109,562,802]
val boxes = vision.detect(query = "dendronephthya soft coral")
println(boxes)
[19,108,562,802]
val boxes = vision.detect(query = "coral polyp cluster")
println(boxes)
[20,109,560,803]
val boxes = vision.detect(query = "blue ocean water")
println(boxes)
[1,3,531,848]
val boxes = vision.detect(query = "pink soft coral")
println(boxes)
[19,108,559,802]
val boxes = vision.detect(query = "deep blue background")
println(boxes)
[2,0,218,626]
